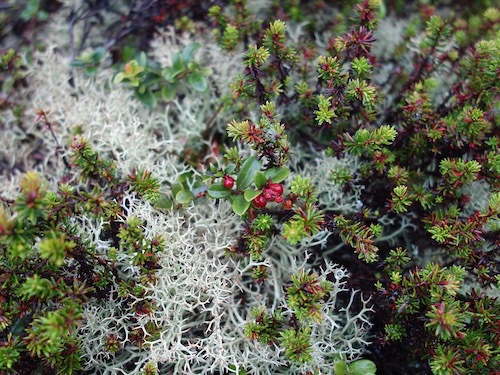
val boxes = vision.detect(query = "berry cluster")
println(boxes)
[253,182,284,208]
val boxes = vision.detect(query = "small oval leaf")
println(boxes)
[264,167,290,183]
[175,189,195,204]
[187,71,208,92]
[333,360,348,375]
[138,52,147,67]
[113,72,125,85]
[136,89,157,107]
[70,59,86,68]
[244,189,262,202]
[154,196,174,210]
[182,42,201,63]
[163,67,175,82]
[161,83,177,101]
[84,66,97,75]
[171,183,183,198]
[208,184,232,199]
[92,47,106,62]
[172,52,185,74]
[254,171,267,189]
[232,195,251,216]
[348,359,377,375]
[237,156,261,190]
[224,164,237,175]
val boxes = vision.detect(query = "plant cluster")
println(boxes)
[0,134,163,372]
[113,42,211,107]
[378,251,499,374]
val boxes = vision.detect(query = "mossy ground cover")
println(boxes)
[0,1,498,374]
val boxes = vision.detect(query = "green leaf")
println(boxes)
[378,0,387,18]
[175,189,195,204]
[348,359,377,375]
[182,42,201,64]
[154,196,174,210]
[84,66,97,76]
[208,184,232,199]
[171,183,183,198]
[69,59,86,68]
[254,172,267,189]
[113,72,125,85]
[333,360,348,375]
[162,68,172,81]
[244,189,262,202]
[161,83,177,101]
[92,47,106,63]
[137,52,147,67]
[146,58,162,71]
[124,60,144,77]
[232,195,251,216]
[121,46,137,62]
[136,90,157,107]
[187,71,208,92]
[200,67,212,76]
[224,164,237,175]
[21,0,40,21]
[141,74,161,87]
[163,67,177,82]
[172,52,186,76]
[228,364,246,375]
[178,171,194,183]
[37,10,49,21]
[265,167,290,183]
[237,156,261,190]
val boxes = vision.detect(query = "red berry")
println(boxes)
[264,189,273,200]
[223,175,235,189]
[275,196,283,203]
[253,194,267,208]
[269,183,283,196]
